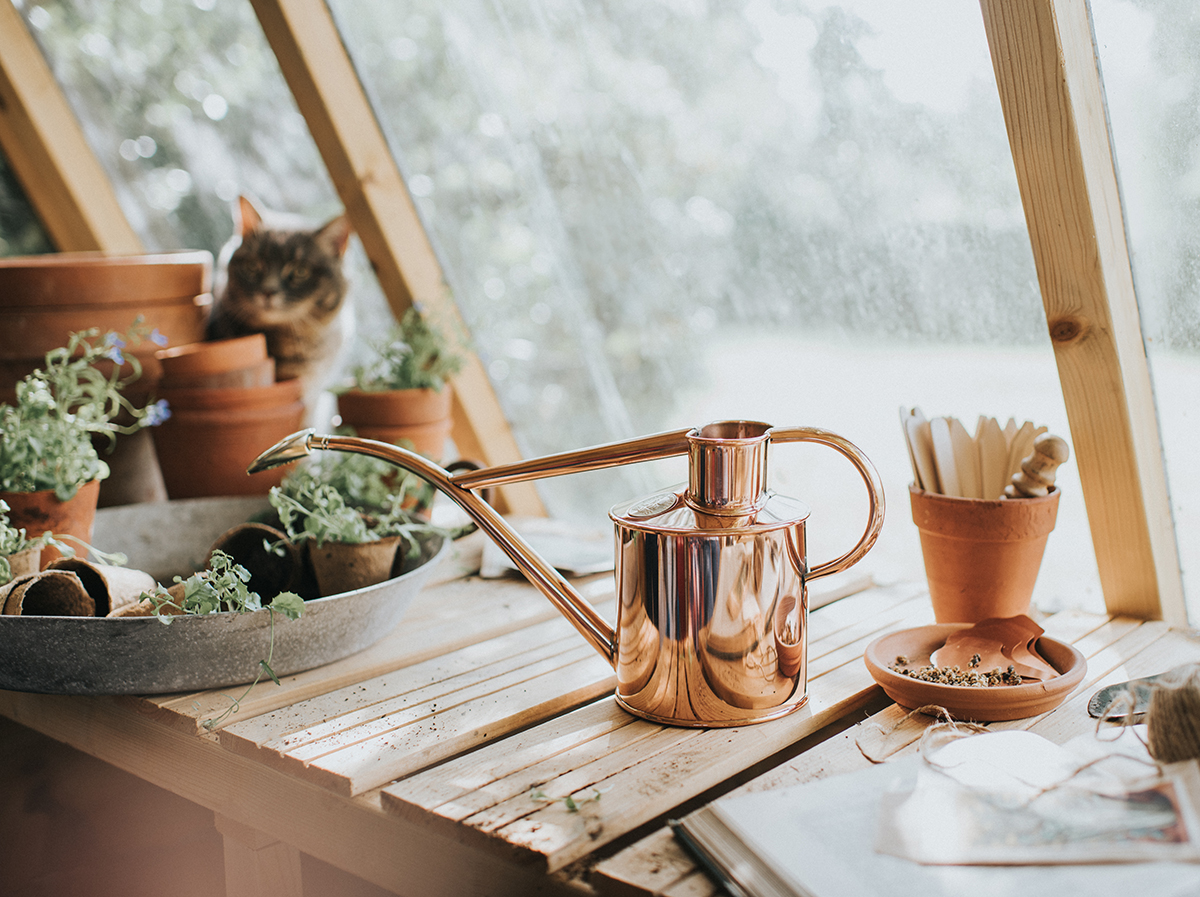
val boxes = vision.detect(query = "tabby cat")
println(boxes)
[207,195,354,409]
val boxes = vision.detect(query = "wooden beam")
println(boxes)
[0,3,142,252]
[248,0,543,516]
[980,0,1185,622]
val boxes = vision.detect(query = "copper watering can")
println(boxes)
[250,420,884,728]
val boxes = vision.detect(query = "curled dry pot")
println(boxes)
[251,420,885,727]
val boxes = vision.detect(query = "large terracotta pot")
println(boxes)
[336,387,453,459]
[0,250,211,303]
[157,378,302,413]
[152,401,307,499]
[909,484,1060,623]
[0,250,213,389]
[0,479,102,568]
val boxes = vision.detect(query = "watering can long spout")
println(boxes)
[250,427,697,666]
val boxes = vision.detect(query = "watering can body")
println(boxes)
[611,488,811,724]
[250,420,885,728]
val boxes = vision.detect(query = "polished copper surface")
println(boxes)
[250,419,885,727]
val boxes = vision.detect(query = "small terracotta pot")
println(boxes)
[307,536,402,596]
[337,387,453,459]
[152,401,306,499]
[155,334,269,384]
[159,358,276,390]
[910,484,1060,623]
[0,479,102,568]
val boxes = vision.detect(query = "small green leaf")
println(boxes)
[269,591,305,620]
[260,659,281,687]
[564,795,577,812]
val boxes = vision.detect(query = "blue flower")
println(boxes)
[102,333,127,366]
[150,328,168,347]
[144,399,171,426]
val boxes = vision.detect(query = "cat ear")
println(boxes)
[316,213,354,259]
[236,195,264,237]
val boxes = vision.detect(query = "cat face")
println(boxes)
[221,214,351,330]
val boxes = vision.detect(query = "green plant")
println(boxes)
[0,322,170,499]
[269,453,436,559]
[0,500,31,585]
[349,307,465,392]
[143,549,305,729]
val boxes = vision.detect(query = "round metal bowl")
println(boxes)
[0,496,447,695]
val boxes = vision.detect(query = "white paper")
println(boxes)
[706,731,1200,897]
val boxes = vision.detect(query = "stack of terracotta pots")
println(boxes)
[0,251,213,507]
[151,334,305,498]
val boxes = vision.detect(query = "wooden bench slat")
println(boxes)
[288,652,617,796]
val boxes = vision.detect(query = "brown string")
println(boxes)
[1146,663,1200,764]
[854,704,987,764]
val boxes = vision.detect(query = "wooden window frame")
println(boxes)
[0,0,1186,619]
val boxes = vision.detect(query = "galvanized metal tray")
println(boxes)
[0,496,447,695]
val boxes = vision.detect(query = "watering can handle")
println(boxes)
[767,426,886,582]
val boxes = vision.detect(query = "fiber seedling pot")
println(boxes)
[307,536,404,596]
[909,484,1060,623]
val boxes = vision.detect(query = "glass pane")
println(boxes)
[332,0,1102,611]
[12,0,394,363]
[1092,0,1200,620]
[0,149,54,256]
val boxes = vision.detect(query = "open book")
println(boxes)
[672,732,1200,897]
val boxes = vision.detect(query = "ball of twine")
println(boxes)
[1146,663,1200,764]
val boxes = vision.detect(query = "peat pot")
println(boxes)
[251,420,886,727]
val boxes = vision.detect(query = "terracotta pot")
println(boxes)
[152,401,307,499]
[157,378,303,413]
[155,334,269,387]
[336,387,453,459]
[159,358,276,391]
[0,251,212,306]
[307,536,402,596]
[0,479,102,568]
[0,296,211,370]
[910,484,1060,623]
[96,428,169,508]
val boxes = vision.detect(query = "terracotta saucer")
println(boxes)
[863,624,1087,722]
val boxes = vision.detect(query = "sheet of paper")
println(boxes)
[700,731,1200,897]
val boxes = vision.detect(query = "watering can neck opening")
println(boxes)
[687,420,773,514]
